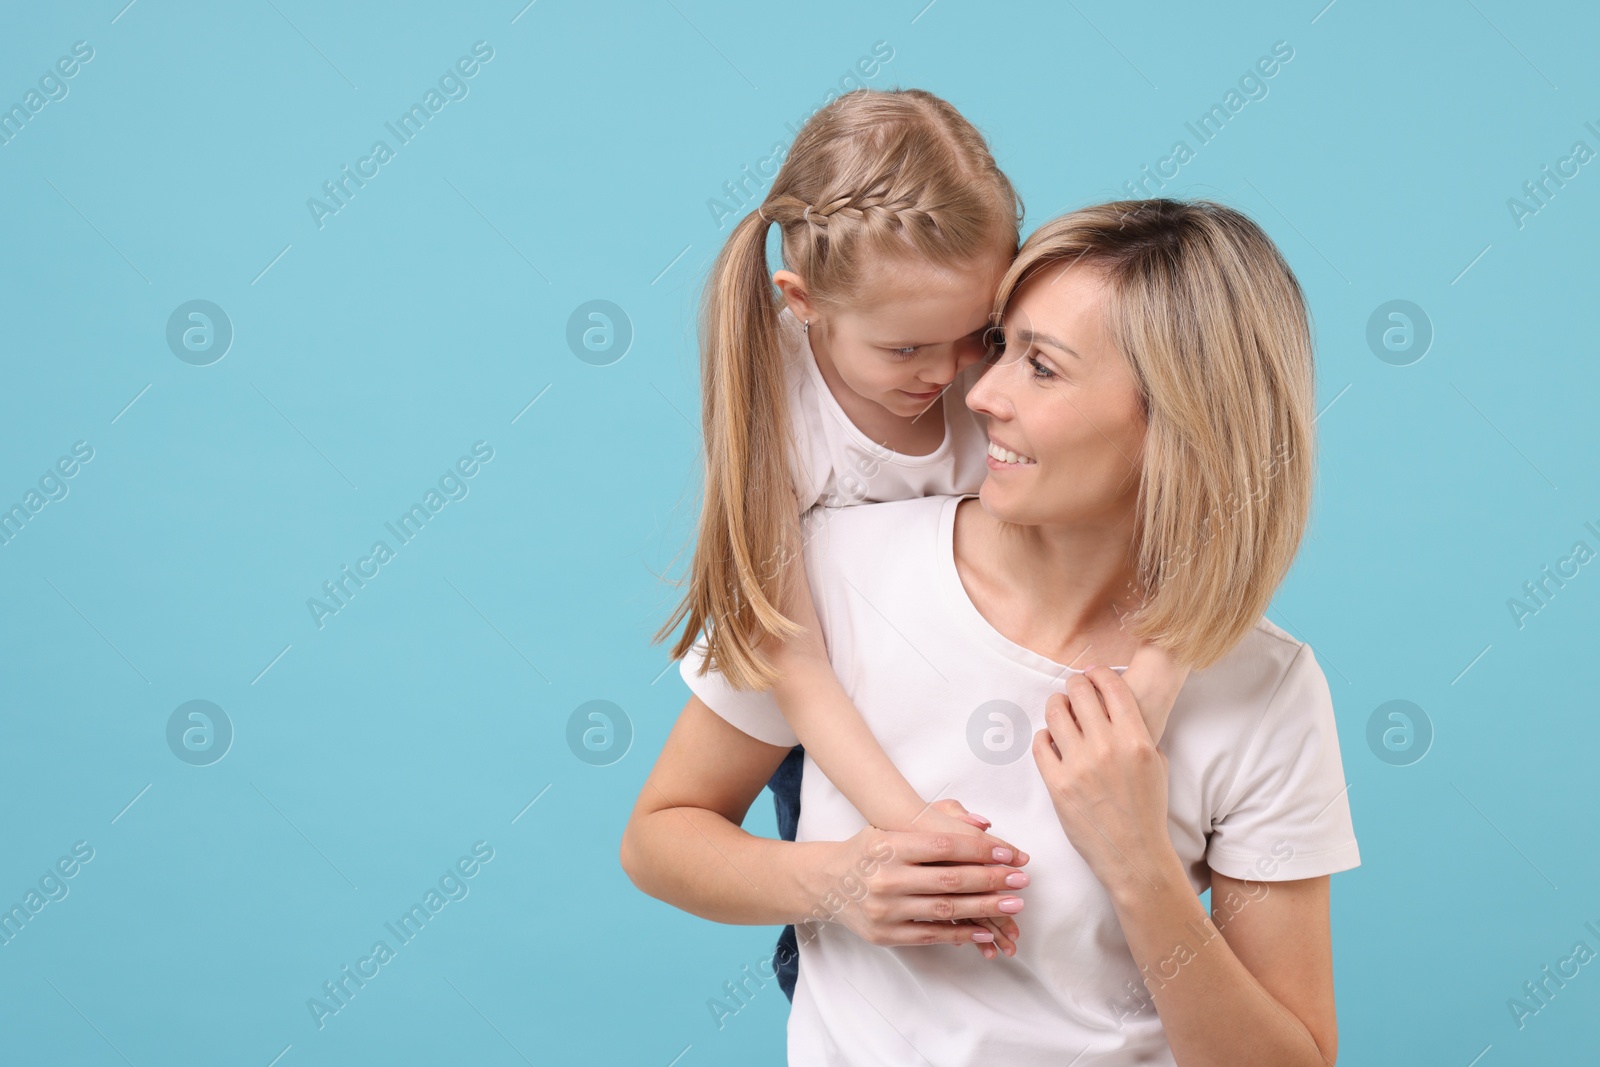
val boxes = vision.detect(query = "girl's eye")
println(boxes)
[981,326,1006,365]
[891,346,920,357]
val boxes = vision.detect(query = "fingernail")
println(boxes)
[992,847,1013,863]
[1004,872,1029,888]
[999,897,1024,913]
[971,930,995,942]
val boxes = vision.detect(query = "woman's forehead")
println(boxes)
[1004,266,1113,351]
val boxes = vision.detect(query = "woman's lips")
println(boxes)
[987,438,1037,467]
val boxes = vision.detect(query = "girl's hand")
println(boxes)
[1118,642,1191,745]
[1031,664,1177,901]
[809,822,1030,961]
[906,798,1020,959]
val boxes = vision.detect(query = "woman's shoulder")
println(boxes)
[1220,615,1314,670]
[1192,617,1361,881]
[798,495,956,577]
[806,493,955,537]
[1186,616,1331,719]
[1239,616,1307,670]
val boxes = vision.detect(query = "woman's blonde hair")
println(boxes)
[656,87,1022,690]
[993,199,1316,670]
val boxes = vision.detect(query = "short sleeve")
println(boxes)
[677,640,800,748]
[1204,643,1361,881]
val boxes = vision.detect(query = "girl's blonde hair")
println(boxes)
[993,199,1316,669]
[656,87,1022,690]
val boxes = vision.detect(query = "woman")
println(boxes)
[621,199,1360,1065]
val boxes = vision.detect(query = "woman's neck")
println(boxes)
[953,496,1145,669]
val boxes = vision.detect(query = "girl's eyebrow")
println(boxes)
[877,324,989,348]
[1012,327,1080,359]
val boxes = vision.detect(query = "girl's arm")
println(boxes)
[763,538,1020,957]
[765,544,983,836]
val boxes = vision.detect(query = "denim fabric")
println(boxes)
[768,744,804,1001]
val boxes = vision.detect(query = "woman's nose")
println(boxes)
[966,357,1006,417]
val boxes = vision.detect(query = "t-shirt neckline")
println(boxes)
[937,494,1128,680]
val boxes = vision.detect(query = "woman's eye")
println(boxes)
[1027,354,1055,380]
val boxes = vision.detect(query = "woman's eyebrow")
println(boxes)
[1012,327,1079,359]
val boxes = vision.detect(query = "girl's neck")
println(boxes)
[808,328,945,457]
[953,496,1145,669]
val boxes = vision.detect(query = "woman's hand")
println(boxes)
[805,821,1032,961]
[1031,663,1178,901]
[903,798,1021,959]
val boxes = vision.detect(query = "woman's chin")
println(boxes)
[977,479,1016,519]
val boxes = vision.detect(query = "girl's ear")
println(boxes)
[772,269,817,324]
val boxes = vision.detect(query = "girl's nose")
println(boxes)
[921,346,960,388]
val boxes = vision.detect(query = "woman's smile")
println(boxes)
[986,436,1036,467]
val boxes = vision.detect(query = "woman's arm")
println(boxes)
[1108,867,1338,1066]
[618,691,823,925]
[619,694,1030,946]
[1034,666,1339,1067]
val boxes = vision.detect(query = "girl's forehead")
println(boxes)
[848,249,1008,310]
[844,279,994,340]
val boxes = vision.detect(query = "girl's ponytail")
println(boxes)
[655,208,803,691]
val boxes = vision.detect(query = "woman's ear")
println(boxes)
[773,270,817,324]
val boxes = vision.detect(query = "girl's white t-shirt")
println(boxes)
[778,307,991,511]
[678,494,1361,1067]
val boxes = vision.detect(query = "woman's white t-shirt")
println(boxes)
[679,494,1361,1067]
[778,307,991,511]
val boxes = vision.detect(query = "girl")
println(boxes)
[654,89,1179,964]
[656,88,1018,958]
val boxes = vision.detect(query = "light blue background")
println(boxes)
[2,1,1596,1064]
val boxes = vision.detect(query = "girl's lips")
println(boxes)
[901,388,941,400]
